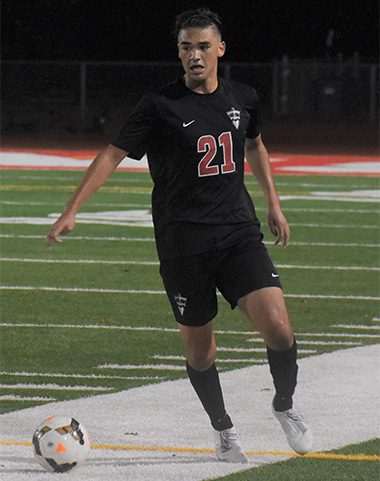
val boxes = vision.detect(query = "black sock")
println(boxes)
[266,339,298,412]
[186,361,233,431]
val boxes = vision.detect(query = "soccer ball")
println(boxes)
[32,416,90,473]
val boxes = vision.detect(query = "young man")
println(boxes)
[46,8,313,463]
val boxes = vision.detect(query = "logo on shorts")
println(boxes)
[226,107,240,130]
[174,293,187,316]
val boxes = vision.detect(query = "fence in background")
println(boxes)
[2,59,379,132]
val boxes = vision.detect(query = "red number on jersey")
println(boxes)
[197,135,219,177]
[197,132,235,177]
[219,132,235,174]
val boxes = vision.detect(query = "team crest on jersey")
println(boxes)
[226,107,241,130]
[174,293,187,316]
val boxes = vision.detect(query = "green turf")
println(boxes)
[209,438,380,481]
[0,169,379,463]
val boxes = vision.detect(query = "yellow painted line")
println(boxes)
[1,440,379,462]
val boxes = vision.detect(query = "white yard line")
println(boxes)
[0,234,378,248]
[152,355,268,364]
[0,395,56,402]
[97,363,185,371]
[1,257,378,271]
[0,217,377,229]
[1,323,380,338]
[0,383,112,392]
[290,223,376,229]
[1,285,379,300]
[245,337,362,346]
[0,345,379,481]
[217,347,317,353]
[0,371,165,381]
[332,324,380,330]
[1,200,377,214]
[0,234,156,242]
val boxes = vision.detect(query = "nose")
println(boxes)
[189,47,201,61]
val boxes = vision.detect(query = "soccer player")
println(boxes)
[46,8,313,463]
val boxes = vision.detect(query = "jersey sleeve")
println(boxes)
[111,93,157,160]
[244,88,261,139]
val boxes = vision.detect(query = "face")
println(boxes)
[177,26,226,88]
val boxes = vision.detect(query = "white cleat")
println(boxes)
[272,403,313,454]
[213,427,248,463]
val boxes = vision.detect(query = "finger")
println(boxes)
[45,233,63,251]
[283,225,290,247]
[268,220,277,238]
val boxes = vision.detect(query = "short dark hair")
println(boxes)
[174,8,223,40]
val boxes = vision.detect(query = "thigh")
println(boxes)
[238,287,294,350]
[216,239,281,310]
[160,253,218,327]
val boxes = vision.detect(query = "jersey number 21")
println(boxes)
[197,131,236,177]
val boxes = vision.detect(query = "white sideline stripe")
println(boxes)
[97,363,185,371]
[0,234,378,249]
[0,395,56,401]
[152,355,268,364]
[245,337,362,346]
[0,383,112,391]
[217,347,317,354]
[1,286,379,300]
[0,371,166,381]
[2,322,380,339]
[1,257,378,272]
[331,324,380,330]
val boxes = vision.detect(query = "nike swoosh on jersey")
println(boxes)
[182,120,195,127]
[271,273,280,277]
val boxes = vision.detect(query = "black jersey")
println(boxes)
[112,77,263,260]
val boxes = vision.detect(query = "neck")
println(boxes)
[184,75,219,94]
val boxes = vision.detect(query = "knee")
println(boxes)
[266,330,294,351]
[187,350,216,372]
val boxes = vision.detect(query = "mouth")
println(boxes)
[189,64,205,75]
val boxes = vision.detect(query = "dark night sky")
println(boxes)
[2,0,379,62]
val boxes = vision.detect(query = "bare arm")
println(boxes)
[46,144,127,248]
[245,134,290,247]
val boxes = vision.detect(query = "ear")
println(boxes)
[218,41,226,58]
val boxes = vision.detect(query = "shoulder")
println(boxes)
[145,79,187,103]
[136,79,186,113]
[221,79,259,107]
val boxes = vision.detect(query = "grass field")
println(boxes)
[0,167,379,480]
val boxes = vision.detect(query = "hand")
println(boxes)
[45,212,76,250]
[267,207,290,247]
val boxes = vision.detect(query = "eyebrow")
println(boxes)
[180,41,211,45]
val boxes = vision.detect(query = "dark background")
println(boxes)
[2,0,379,62]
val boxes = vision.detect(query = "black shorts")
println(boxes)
[159,236,281,327]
